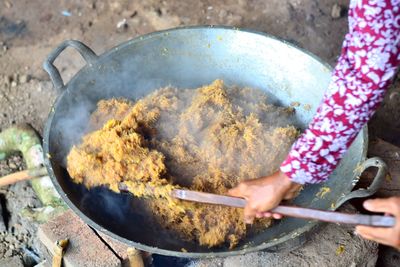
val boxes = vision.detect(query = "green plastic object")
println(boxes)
[0,125,66,217]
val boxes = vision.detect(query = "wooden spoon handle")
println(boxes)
[0,166,47,187]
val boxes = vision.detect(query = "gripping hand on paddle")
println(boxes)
[356,197,400,250]
[228,170,302,224]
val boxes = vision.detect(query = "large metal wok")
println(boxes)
[43,26,386,258]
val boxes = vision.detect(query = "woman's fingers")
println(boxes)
[229,172,300,224]
[356,226,399,248]
[244,204,257,224]
[263,212,272,217]
[227,187,242,198]
[272,213,283,219]
[228,183,248,198]
[257,212,272,218]
[356,226,389,240]
[357,197,400,250]
[356,227,387,244]
[263,212,282,219]
[255,212,283,219]
[363,197,400,214]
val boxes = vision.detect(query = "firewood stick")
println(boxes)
[127,248,144,267]
[52,239,68,267]
[0,166,48,187]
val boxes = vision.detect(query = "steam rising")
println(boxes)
[62,79,299,248]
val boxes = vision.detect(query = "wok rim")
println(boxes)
[43,25,368,258]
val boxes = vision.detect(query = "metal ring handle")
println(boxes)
[43,40,98,91]
[336,157,388,208]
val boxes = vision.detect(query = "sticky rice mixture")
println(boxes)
[67,80,299,248]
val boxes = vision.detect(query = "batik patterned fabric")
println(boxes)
[280,0,400,184]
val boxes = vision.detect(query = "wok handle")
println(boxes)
[43,40,98,91]
[335,157,388,208]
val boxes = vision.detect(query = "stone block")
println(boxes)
[38,210,121,267]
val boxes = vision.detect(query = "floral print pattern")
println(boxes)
[280,0,400,184]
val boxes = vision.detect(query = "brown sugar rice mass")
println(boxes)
[67,80,299,248]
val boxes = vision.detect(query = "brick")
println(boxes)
[97,231,129,260]
[38,210,121,267]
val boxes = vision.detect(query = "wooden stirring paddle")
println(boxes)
[171,189,396,227]
[0,166,47,187]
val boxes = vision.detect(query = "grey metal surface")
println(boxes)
[336,157,388,207]
[43,26,386,257]
[43,40,98,91]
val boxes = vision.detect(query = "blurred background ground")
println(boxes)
[0,0,399,266]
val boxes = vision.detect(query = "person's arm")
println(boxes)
[229,0,400,223]
[356,198,400,249]
[280,0,400,184]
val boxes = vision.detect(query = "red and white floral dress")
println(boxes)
[280,0,400,184]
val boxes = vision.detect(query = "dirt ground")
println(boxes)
[0,0,399,266]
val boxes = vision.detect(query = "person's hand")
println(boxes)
[355,197,400,250]
[228,170,302,224]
